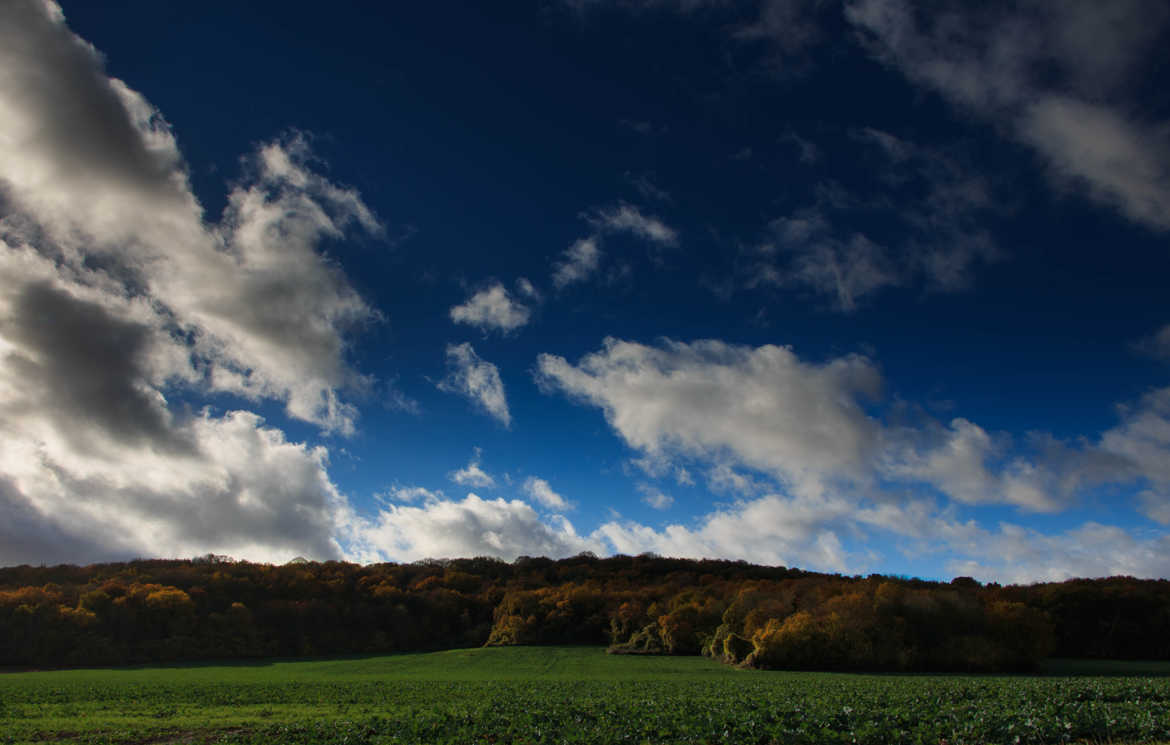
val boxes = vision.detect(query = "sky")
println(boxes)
[1,0,1169,583]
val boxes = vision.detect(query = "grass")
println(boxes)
[2,647,1169,744]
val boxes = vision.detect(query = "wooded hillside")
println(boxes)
[1,554,1166,671]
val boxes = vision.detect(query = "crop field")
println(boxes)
[2,647,1169,745]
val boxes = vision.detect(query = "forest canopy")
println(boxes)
[1,554,1166,671]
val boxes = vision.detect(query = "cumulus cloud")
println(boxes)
[347,493,599,563]
[846,0,1170,231]
[552,237,603,288]
[588,488,1170,581]
[0,406,347,566]
[346,402,1170,576]
[532,336,1170,578]
[942,521,1170,584]
[539,338,1170,525]
[450,449,497,489]
[1099,386,1170,523]
[597,492,854,572]
[449,282,531,332]
[587,204,678,246]
[524,477,572,511]
[0,1,382,434]
[0,0,383,564]
[437,343,512,426]
[706,463,768,495]
[890,418,1069,513]
[537,337,883,498]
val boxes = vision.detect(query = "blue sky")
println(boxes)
[1,0,1169,582]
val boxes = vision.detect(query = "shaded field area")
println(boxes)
[2,647,1170,744]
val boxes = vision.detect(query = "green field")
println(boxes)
[2,647,1169,745]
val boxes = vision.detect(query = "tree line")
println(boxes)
[0,553,1167,671]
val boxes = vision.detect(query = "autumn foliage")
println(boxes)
[0,553,1166,670]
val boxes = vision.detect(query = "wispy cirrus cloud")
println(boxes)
[550,202,678,291]
[552,237,603,289]
[746,131,1001,311]
[846,0,1170,231]
[586,203,679,246]
[438,343,512,426]
[638,484,674,510]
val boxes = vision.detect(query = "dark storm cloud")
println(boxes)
[0,0,188,202]
[0,477,124,566]
[2,281,195,455]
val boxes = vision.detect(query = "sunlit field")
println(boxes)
[3,646,1170,744]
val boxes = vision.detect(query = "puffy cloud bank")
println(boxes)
[0,0,375,564]
[538,337,1170,580]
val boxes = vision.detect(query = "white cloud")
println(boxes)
[537,337,884,498]
[587,204,678,246]
[0,406,347,566]
[0,1,382,435]
[449,283,531,332]
[524,477,572,511]
[451,463,495,489]
[942,521,1170,585]
[384,385,422,415]
[378,486,443,504]
[0,0,385,564]
[438,343,512,426]
[596,492,854,572]
[1099,386,1170,523]
[705,463,767,495]
[347,493,599,563]
[449,448,498,489]
[638,485,674,510]
[552,237,603,288]
[588,490,1170,582]
[539,338,1170,529]
[890,418,1066,513]
[515,277,541,300]
[777,225,901,311]
[846,0,1170,231]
